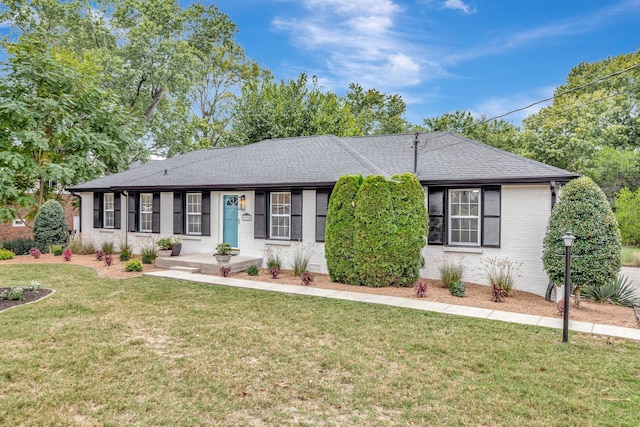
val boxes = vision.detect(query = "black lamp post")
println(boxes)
[562,232,575,343]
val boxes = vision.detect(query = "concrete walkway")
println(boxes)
[144,270,640,342]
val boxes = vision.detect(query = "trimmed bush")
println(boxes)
[325,174,363,283]
[389,173,428,286]
[33,200,67,250]
[0,249,15,260]
[246,265,259,276]
[542,177,621,293]
[124,259,143,272]
[448,281,466,297]
[326,173,428,288]
[353,175,397,287]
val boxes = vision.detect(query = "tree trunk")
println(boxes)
[574,286,581,308]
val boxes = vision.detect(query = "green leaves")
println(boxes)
[542,177,621,289]
[325,174,427,288]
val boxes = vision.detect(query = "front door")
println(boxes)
[223,195,239,248]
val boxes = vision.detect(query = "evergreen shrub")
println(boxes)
[614,187,640,245]
[325,175,363,283]
[542,177,621,291]
[33,200,67,250]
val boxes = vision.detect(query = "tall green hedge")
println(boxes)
[325,175,363,283]
[325,173,428,288]
[33,200,67,250]
[390,173,428,285]
[353,175,398,287]
[542,177,621,289]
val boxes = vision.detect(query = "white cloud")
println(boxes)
[443,0,476,15]
[272,0,437,91]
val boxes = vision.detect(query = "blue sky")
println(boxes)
[214,0,640,126]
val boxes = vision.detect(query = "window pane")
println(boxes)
[449,190,480,245]
[270,192,291,239]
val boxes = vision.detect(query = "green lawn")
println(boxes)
[1,264,639,426]
[622,245,640,266]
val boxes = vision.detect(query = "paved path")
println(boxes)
[144,270,640,342]
[621,266,640,293]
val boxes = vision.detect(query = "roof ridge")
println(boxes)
[453,134,578,175]
[333,136,389,176]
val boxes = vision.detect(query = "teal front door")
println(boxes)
[223,195,239,248]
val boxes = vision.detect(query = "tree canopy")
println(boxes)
[0,41,141,221]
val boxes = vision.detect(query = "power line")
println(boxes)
[474,62,640,126]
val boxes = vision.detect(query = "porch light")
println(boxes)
[239,195,246,211]
[561,232,575,343]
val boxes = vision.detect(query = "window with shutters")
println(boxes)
[104,193,115,228]
[139,193,153,232]
[428,186,501,247]
[448,189,480,246]
[186,192,202,235]
[270,192,290,239]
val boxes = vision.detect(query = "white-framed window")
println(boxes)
[140,193,153,232]
[186,192,202,235]
[12,219,26,227]
[270,192,291,239]
[104,193,115,229]
[448,189,481,246]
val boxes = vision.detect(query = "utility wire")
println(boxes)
[413,62,640,153]
[473,62,640,126]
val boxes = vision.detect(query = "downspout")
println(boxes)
[545,180,557,301]
[123,191,129,252]
[69,191,81,233]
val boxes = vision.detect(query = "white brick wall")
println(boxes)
[80,185,552,294]
[421,184,552,296]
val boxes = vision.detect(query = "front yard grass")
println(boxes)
[1,264,639,426]
[622,245,640,266]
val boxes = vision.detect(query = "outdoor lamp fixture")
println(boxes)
[561,232,576,343]
[239,195,246,211]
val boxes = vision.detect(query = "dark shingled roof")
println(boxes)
[68,132,578,191]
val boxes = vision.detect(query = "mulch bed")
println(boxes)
[0,288,54,312]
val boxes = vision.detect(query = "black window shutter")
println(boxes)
[128,192,138,232]
[482,186,501,247]
[428,188,445,245]
[254,191,266,239]
[152,192,161,233]
[291,191,303,241]
[315,189,331,242]
[93,193,103,228]
[201,192,211,236]
[173,192,184,234]
[113,193,121,229]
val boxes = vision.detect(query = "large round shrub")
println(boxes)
[542,177,621,290]
[325,175,363,283]
[33,200,67,250]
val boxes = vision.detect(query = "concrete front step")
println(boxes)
[169,266,201,274]
[156,254,262,274]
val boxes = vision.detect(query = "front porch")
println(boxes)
[155,253,263,274]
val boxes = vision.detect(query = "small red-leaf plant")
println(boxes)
[491,285,507,302]
[219,266,231,277]
[63,247,72,262]
[104,254,113,266]
[95,250,104,261]
[414,281,428,298]
[301,271,313,285]
[29,247,41,259]
[270,266,279,279]
[556,299,565,317]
